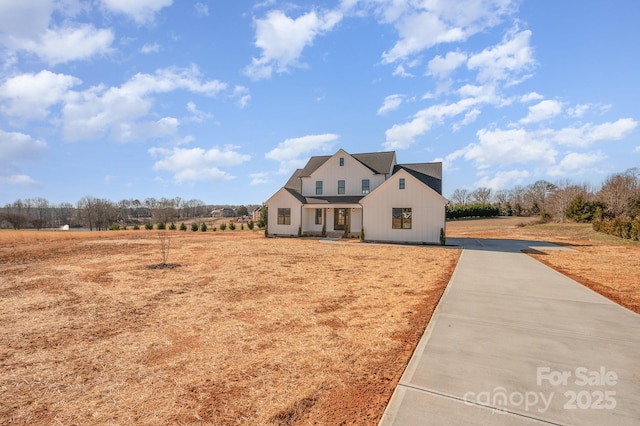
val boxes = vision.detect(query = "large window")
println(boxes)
[338,180,345,194]
[399,178,405,190]
[316,180,323,195]
[315,208,323,225]
[392,208,412,229]
[277,208,291,225]
[362,179,370,194]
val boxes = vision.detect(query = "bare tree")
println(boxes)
[597,171,640,217]
[470,187,492,204]
[449,188,471,205]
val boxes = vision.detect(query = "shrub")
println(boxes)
[169,222,176,230]
[220,222,227,231]
[298,225,302,237]
[446,203,499,219]
[145,221,154,230]
[200,223,208,232]
[631,216,640,241]
[108,223,120,231]
[247,220,254,230]
[191,222,199,232]
[264,226,268,237]
[360,227,365,242]
[229,222,236,231]
[212,226,217,232]
[180,222,187,231]
[440,227,446,246]
[133,224,140,230]
[241,223,244,231]
[157,221,166,230]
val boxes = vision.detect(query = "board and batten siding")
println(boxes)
[301,151,384,197]
[266,188,302,235]
[361,170,446,243]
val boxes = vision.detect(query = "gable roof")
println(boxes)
[284,168,303,192]
[298,150,396,177]
[393,162,443,195]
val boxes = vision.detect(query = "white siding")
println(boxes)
[361,170,446,243]
[301,150,384,197]
[266,189,302,235]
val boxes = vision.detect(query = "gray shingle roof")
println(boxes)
[393,162,443,194]
[298,151,396,177]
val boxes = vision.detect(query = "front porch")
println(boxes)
[301,204,362,237]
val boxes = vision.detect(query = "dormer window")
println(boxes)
[339,157,344,166]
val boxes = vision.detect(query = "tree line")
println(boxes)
[447,168,640,239]
[0,196,257,231]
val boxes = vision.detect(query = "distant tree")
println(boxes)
[236,205,249,217]
[470,187,492,205]
[450,188,471,206]
[597,171,639,217]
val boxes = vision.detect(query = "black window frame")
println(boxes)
[399,178,405,189]
[392,207,412,229]
[316,180,323,195]
[338,180,345,194]
[277,208,291,225]
[362,179,370,194]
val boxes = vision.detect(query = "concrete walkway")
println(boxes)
[379,238,640,425]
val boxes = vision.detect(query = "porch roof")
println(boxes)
[303,195,364,205]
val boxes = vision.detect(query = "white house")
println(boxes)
[265,149,447,244]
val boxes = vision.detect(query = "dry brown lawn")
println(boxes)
[0,230,459,425]
[447,217,640,314]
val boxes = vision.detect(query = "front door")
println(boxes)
[334,208,349,230]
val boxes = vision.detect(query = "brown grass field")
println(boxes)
[446,217,640,314]
[0,229,459,425]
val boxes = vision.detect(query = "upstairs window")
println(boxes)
[338,180,345,194]
[362,179,370,194]
[316,180,323,195]
[399,178,405,189]
[339,157,344,166]
[277,208,291,225]
[392,208,412,229]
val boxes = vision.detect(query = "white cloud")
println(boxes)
[475,169,531,190]
[548,152,606,176]
[62,66,226,142]
[377,94,404,115]
[232,86,251,108]
[0,174,40,187]
[465,128,557,169]
[467,29,535,84]
[265,133,339,173]
[245,9,343,79]
[392,64,414,77]
[520,99,563,124]
[380,0,516,63]
[0,129,47,163]
[567,103,590,118]
[140,42,162,54]
[150,145,251,183]
[250,172,269,185]
[635,146,640,153]
[194,2,209,17]
[427,50,468,79]
[553,118,638,147]
[100,0,173,24]
[0,70,81,120]
[185,101,213,122]
[520,92,544,103]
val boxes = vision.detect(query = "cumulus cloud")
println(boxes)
[380,0,516,63]
[475,169,531,190]
[0,129,46,187]
[0,70,81,120]
[548,152,606,176]
[232,86,251,108]
[62,66,226,142]
[465,128,557,169]
[265,133,339,173]
[520,92,544,103]
[0,1,114,65]
[553,118,638,147]
[519,99,563,124]
[100,0,173,24]
[140,42,162,54]
[427,50,468,79]
[377,94,404,115]
[150,145,250,182]
[467,29,535,84]
[245,9,343,79]
[250,172,269,185]
[0,174,40,187]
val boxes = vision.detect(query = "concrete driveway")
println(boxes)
[379,238,640,425]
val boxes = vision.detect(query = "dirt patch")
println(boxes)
[0,230,459,425]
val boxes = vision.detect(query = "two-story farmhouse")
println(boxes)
[265,149,447,244]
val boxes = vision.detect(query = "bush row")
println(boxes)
[592,216,640,241]
[446,203,500,219]
[107,220,255,231]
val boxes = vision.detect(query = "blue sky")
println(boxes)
[1,0,639,206]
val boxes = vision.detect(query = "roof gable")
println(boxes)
[298,149,396,177]
[393,162,442,194]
